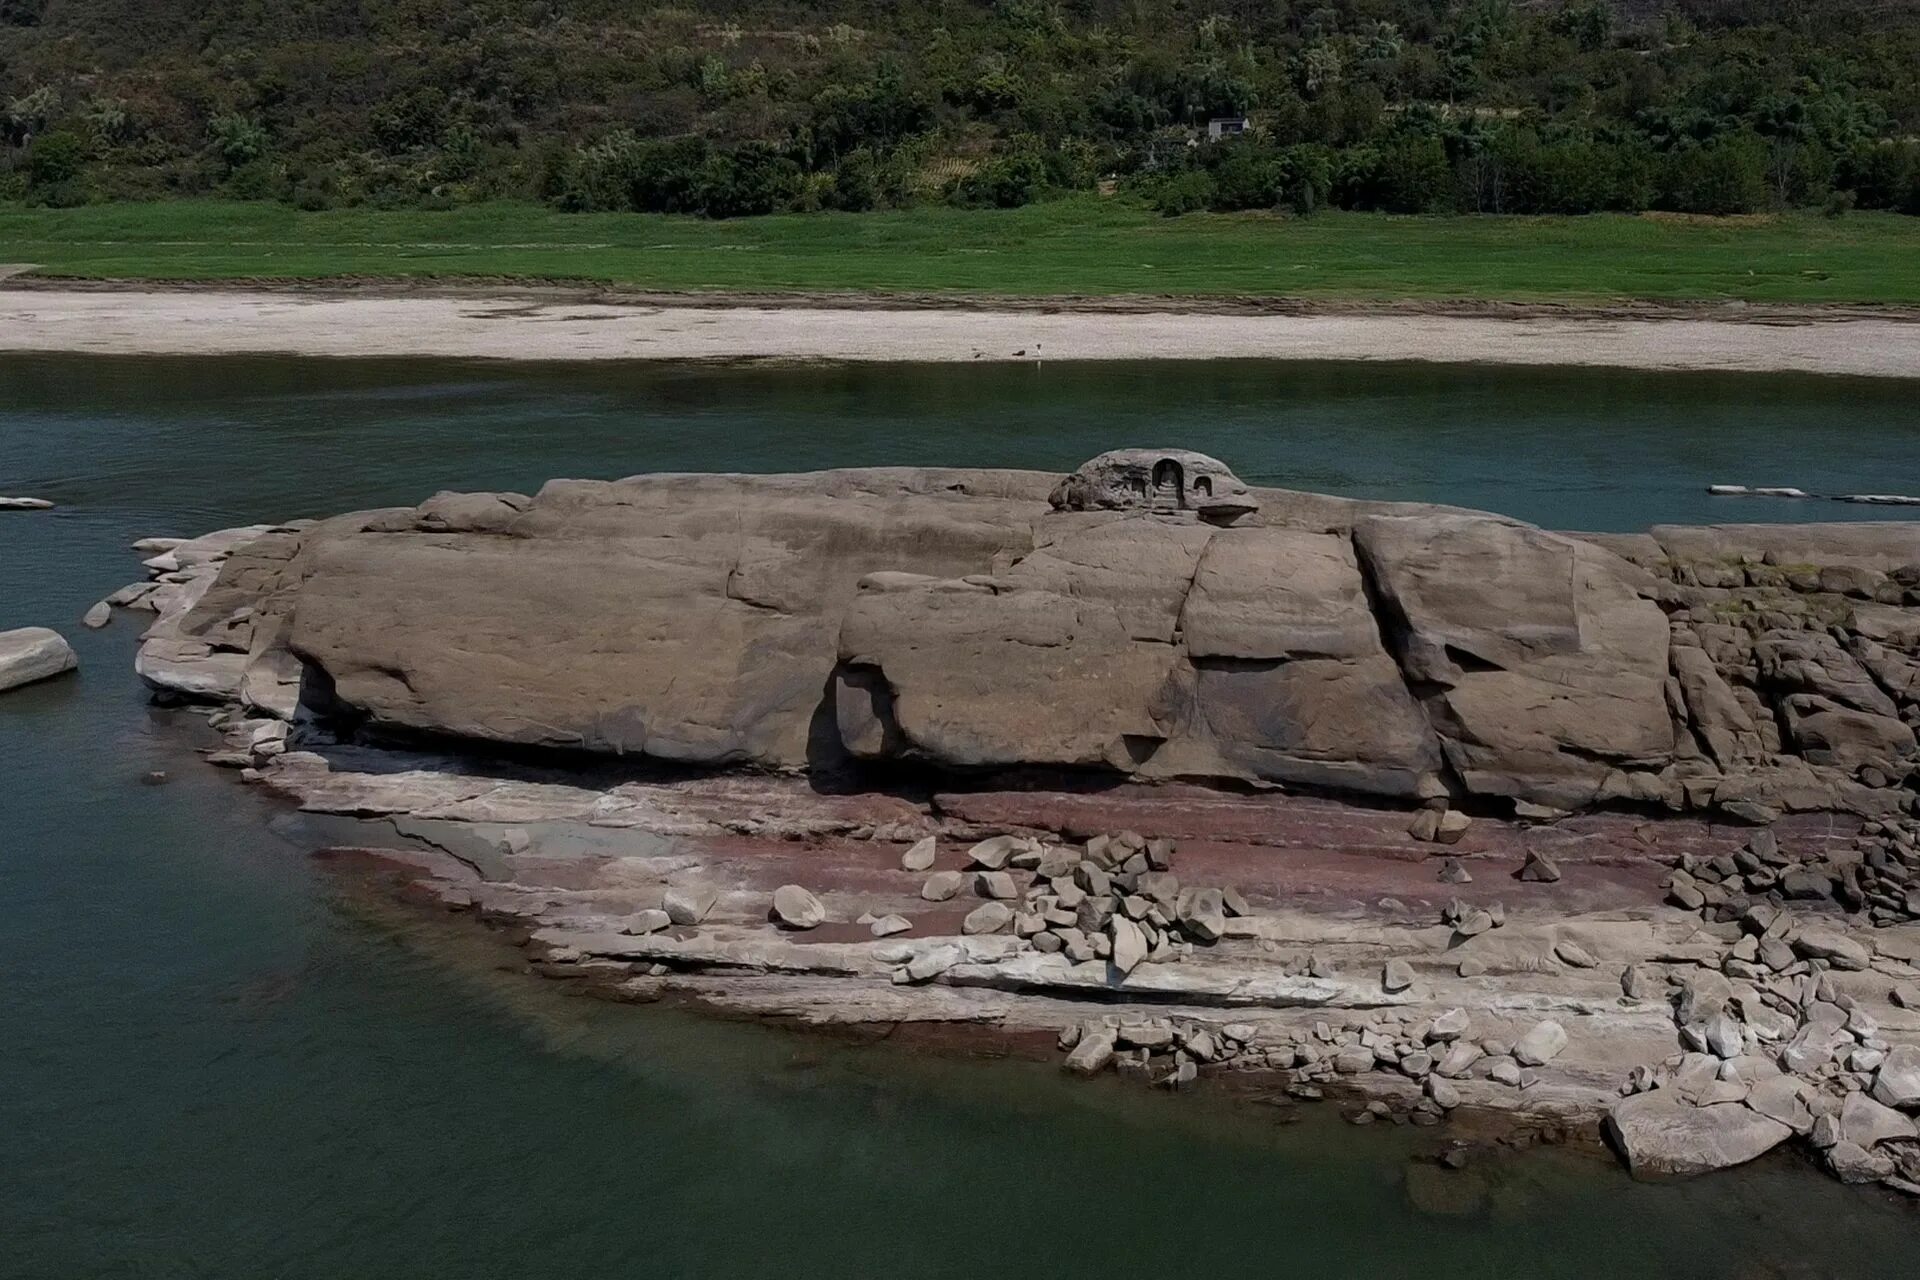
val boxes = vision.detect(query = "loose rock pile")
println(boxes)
[1604,921,1920,1190]
[1654,543,1920,821]
[1669,819,1920,927]
[1059,1003,1572,1111]
[936,830,1254,975]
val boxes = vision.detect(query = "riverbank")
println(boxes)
[7,284,1920,375]
[8,200,1920,306]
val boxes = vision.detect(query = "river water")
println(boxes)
[4,354,1918,1277]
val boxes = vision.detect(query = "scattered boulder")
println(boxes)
[83,601,112,629]
[1516,851,1561,883]
[901,837,937,872]
[963,902,1014,935]
[0,627,78,694]
[870,914,912,938]
[921,871,964,902]
[1435,810,1472,845]
[1178,887,1226,943]
[1065,1030,1116,1075]
[662,886,718,926]
[1837,1093,1917,1149]
[770,884,826,930]
[621,909,671,936]
[1745,1076,1814,1134]
[1110,916,1148,977]
[1553,939,1598,969]
[1513,1020,1568,1066]
[975,870,1018,900]
[898,943,965,984]
[1793,927,1871,971]
[1826,1141,1897,1185]
[1872,1046,1920,1111]
[967,835,1025,870]
[1382,958,1415,993]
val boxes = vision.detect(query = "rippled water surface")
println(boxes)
[4,355,1918,1278]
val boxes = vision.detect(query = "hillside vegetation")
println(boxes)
[4,1,1920,221]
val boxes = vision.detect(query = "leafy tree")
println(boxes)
[208,114,269,172]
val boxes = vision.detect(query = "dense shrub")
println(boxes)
[1664,134,1771,215]
[951,151,1049,208]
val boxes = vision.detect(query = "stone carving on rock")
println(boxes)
[1048,448,1258,523]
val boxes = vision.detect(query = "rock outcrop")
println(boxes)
[127,455,1920,820]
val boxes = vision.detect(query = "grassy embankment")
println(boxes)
[5,198,1920,305]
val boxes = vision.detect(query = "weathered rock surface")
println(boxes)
[1355,513,1673,809]
[135,459,1920,822]
[0,627,78,693]
[1606,1092,1793,1177]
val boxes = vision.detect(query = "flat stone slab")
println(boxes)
[0,627,78,693]
[1605,1091,1793,1178]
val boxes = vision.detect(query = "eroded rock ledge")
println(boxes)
[111,453,1920,1193]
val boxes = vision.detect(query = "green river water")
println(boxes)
[3,354,1919,1277]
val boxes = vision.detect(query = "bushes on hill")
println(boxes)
[3,0,1920,219]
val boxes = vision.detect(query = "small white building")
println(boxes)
[1207,116,1250,140]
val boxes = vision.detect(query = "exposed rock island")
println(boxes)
[112,452,1920,1195]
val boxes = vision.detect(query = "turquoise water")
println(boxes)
[3,355,1918,1278]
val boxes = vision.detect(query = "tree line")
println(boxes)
[4,0,1920,217]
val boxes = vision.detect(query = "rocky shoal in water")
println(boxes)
[101,451,1920,1195]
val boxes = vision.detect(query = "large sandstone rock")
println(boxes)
[837,516,1203,771]
[841,519,1441,794]
[1605,1092,1793,1177]
[147,458,1911,819]
[287,470,1048,763]
[1159,527,1441,797]
[0,627,77,693]
[1353,514,1673,807]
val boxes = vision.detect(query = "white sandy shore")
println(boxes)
[5,287,1920,376]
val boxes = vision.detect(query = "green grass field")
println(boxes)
[5,197,1920,305]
